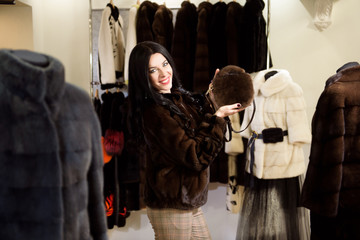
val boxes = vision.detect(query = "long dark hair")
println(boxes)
[127,41,195,140]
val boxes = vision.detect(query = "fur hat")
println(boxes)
[211,65,254,107]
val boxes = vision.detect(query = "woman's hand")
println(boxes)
[215,103,245,118]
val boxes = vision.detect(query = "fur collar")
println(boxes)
[326,64,360,87]
[0,49,65,116]
[253,69,292,97]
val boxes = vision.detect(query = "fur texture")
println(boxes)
[141,90,227,210]
[136,1,158,43]
[301,64,360,217]
[171,1,198,91]
[241,69,311,179]
[208,2,228,77]
[212,65,254,107]
[152,5,173,52]
[226,1,245,67]
[193,1,213,93]
[0,49,108,240]
[242,0,271,73]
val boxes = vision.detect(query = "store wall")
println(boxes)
[0,2,34,50]
[14,0,91,92]
[6,0,360,239]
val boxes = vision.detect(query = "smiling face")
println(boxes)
[148,53,173,93]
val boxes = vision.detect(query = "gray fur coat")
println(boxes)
[0,49,108,240]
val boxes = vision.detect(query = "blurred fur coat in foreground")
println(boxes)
[0,49,108,240]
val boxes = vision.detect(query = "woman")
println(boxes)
[127,41,243,239]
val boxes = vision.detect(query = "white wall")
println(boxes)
[16,0,91,92]
[8,0,360,239]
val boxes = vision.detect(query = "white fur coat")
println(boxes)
[98,5,125,85]
[241,69,311,179]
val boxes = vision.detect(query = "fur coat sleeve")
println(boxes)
[143,103,226,171]
[141,93,227,210]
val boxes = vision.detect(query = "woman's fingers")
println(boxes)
[215,103,244,118]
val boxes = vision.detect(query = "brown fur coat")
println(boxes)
[301,64,360,217]
[141,90,227,209]
[171,1,198,91]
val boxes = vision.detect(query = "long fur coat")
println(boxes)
[0,49,108,240]
[241,69,311,179]
[242,0,270,73]
[171,1,198,91]
[136,1,158,43]
[301,64,360,217]
[193,1,213,93]
[152,4,173,52]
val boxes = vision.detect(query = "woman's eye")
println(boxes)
[163,61,169,67]
[149,68,157,73]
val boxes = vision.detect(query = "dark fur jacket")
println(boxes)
[301,64,360,217]
[0,50,108,240]
[193,1,213,93]
[136,0,159,43]
[171,1,198,91]
[152,5,173,52]
[141,90,227,210]
[242,0,270,73]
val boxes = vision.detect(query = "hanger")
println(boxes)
[107,1,119,20]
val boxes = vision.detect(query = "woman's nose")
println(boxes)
[158,67,166,76]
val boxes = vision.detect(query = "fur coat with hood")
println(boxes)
[241,69,311,179]
[301,63,360,217]
[0,49,108,240]
[141,90,227,210]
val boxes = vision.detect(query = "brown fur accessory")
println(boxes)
[211,65,254,107]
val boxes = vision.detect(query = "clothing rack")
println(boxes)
[88,0,272,96]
